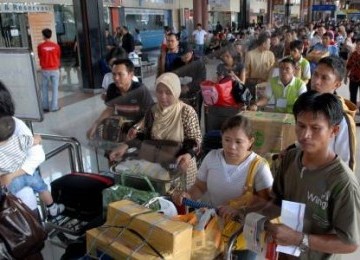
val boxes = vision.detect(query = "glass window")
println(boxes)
[125,14,164,31]
[54,5,77,66]
[0,13,26,48]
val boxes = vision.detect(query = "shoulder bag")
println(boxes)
[0,189,47,259]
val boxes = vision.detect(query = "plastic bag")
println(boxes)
[201,80,219,105]
[216,77,238,107]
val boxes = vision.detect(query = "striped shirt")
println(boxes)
[0,135,33,174]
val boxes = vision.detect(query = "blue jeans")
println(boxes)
[8,170,48,195]
[41,69,60,111]
[195,44,205,56]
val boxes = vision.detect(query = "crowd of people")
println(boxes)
[1,19,360,259]
[83,19,360,259]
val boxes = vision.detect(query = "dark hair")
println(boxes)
[197,23,202,27]
[0,116,15,142]
[322,32,333,39]
[42,28,52,39]
[280,57,296,67]
[105,47,127,63]
[293,91,343,126]
[111,58,135,73]
[289,40,304,51]
[167,32,179,41]
[257,32,271,46]
[317,56,346,81]
[221,115,254,139]
[219,44,240,62]
[271,32,280,38]
[135,28,140,34]
[0,81,15,117]
[122,26,128,31]
[355,38,360,44]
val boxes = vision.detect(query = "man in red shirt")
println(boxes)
[37,28,61,112]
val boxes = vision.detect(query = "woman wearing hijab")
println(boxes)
[110,72,202,188]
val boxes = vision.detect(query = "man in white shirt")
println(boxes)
[192,23,207,56]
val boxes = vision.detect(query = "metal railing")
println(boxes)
[40,134,84,172]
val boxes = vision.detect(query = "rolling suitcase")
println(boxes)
[51,172,114,221]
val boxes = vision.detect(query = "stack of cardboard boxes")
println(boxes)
[87,200,192,259]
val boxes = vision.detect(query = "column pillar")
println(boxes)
[267,0,273,26]
[73,0,105,91]
[193,0,202,28]
[308,0,313,23]
[201,0,209,31]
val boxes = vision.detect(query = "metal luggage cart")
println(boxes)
[110,158,186,195]
[129,56,143,83]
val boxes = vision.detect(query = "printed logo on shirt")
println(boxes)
[307,190,330,210]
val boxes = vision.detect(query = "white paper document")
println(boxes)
[276,200,306,257]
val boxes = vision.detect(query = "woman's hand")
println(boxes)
[86,124,98,140]
[176,153,192,172]
[248,104,258,111]
[172,190,191,206]
[126,127,138,141]
[109,143,129,162]
[217,205,239,220]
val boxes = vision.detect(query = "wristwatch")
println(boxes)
[299,233,310,252]
[132,125,141,131]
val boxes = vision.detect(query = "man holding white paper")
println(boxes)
[266,91,360,259]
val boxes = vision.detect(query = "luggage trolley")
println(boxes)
[129,55,143,83]
[109,156,186,196]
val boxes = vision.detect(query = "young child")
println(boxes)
[0,116,64,217]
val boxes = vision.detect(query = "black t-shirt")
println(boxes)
[105,81,154,122]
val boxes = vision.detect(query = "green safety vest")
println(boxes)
[270,76,304,113]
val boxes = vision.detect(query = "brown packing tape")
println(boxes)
[86,227,192,260]
[104,200,193,255]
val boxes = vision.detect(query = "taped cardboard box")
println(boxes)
[86,227,191,259]
[241,111,296,154]
[86,200,192,259]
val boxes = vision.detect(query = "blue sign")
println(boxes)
[312,5,337,11]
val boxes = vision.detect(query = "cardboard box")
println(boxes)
[87,227,191,259]
[87,200,192,259]
[241,111,296,154]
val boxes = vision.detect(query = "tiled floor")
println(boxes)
[25,51,360,259]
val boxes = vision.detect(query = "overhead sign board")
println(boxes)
[312,5,336,11]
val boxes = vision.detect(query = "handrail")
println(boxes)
[40,134,84,172]
[45,143,77,172]
[224,226,244,260]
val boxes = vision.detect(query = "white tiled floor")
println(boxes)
[28,56,360,259]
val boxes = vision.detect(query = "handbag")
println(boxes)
[222,155,264,250]
[0,189,47,259]
[97,116,134,143]
[138,140,182,165]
